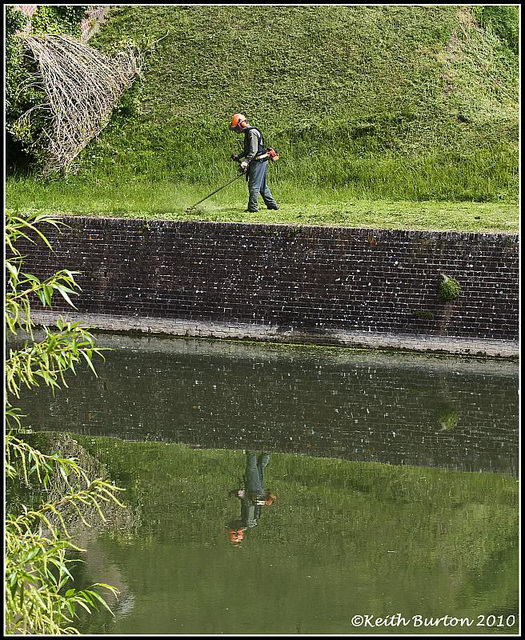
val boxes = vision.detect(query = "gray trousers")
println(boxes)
[244,451,270,495]
[247,161,277,211]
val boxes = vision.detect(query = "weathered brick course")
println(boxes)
[16,217,519,342]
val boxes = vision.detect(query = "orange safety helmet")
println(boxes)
[228,527,244,543]
[230,113,247,131]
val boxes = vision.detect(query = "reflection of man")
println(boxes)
[227,451,276,544]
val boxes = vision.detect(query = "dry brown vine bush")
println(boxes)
[15,34,142,176]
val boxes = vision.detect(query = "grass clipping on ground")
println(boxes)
[5,176,518,233]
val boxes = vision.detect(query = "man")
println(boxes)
[230,113,279,213]
[227,450,276,545]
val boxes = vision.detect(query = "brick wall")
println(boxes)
[16,217,519,341]
[14,5,110,40]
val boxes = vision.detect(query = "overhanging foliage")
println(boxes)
[11,34,142,176]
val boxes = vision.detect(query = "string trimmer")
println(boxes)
[185,167,245,213]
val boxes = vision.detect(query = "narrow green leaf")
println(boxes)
[56,286,78,309]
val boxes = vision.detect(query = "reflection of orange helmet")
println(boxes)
[230,113,247,131]
[228,528,244,543]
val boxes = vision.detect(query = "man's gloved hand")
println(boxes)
[231,154,239,162]
[240,161,249,173]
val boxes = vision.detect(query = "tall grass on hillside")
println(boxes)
[69,5,517,201]
[5,5,518,210]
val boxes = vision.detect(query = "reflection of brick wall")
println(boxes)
[15,217,519,341]
[18,341,519,474]
[13,5,110,40]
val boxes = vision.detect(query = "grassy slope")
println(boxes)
[5,5,519,231]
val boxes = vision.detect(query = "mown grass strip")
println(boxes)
[6,177,518,233]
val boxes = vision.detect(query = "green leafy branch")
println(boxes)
[5,519,118,635]
[6,322,105,400]
[5,434,125,635]
[4,209,122,634]
[6,210,82,337]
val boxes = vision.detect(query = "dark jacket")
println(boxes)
[238,127,266,164]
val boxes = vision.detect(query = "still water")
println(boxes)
[16,335,519,634]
